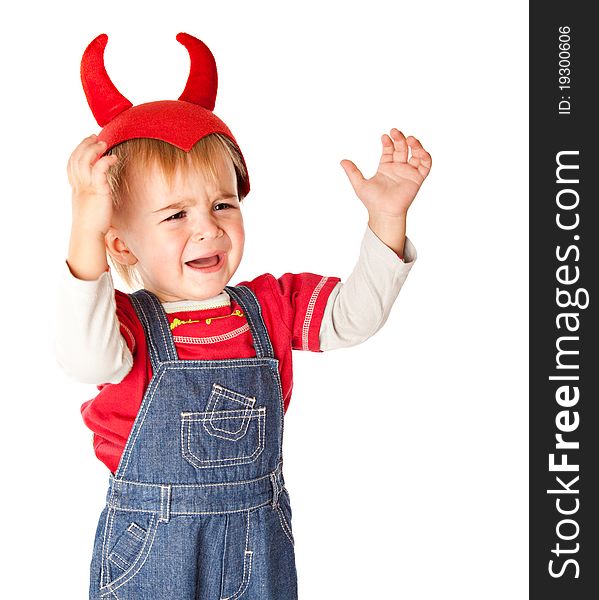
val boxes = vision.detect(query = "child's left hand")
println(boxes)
[340,128,431,218]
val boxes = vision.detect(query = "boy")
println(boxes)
[55,32,430,599]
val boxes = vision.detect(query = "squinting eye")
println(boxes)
[165,210,186,221]
[214,203,233,211]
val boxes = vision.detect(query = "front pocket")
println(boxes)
[181,407,266,469]
[101,511,159,592]
[276,488,295,547]
[205,383,257,413]
[108,521,148,572]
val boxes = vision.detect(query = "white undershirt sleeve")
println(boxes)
[53,260,133,384]
[318,224,417,351]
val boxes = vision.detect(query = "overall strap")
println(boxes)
[129,289,178,366]
[225,285,274,359]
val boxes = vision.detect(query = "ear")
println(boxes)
[105,226,139,266]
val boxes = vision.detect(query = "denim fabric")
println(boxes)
[88,285,297,599]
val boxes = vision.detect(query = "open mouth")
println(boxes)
[185,254,224,272]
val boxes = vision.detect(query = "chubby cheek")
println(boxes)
[146,233,186,271]
[230,226,245,263]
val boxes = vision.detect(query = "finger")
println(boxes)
[407,137,432,167]
[379,133,395,165]
[390,128,408,163]
[67,135,96,170]
[72,134,101,159]
[79,134,99,146]
[340,159,366,194]
[91,155,118,188]
[67,136,105,187]
[407,137,432,178]
[77,139,108,171]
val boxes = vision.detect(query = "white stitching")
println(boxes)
[227,285,273,358]
[237,287,264,357]
[119,323,136,354]
[129,293,160,366]
[277,505,294,546]
[183,409,265,420]
[153,359,277,369]
[147,291,176,361]
[203,409,263,440]
[209,384,256,409]
[117,368,168,477]
[207,408,254,438]
[106,498,273,517]
[173,324,250,344]
[101,507,117,588]
[159,485,171,523]
[230,287,264,357]
[205,385,256,429]
[221,511,253,600]
[241,285,275,357]
[116,361,276,478]
[108,550,129,570]
[100,514,159,594]
[111,469,274,489]
[182,410,265,467]
[187,411,264,451]
[302,276,328,350]
[99,507,110,588]
[144,290,175,361]
[220,514,229,596]
[126,522,145,541]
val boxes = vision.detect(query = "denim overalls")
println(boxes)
[88,285,298,599]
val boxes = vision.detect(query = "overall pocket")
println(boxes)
[276,487,295,547]
[100,510,159,592]
[181,383,266,469]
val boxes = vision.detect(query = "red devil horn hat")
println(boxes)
[80,33,250,196]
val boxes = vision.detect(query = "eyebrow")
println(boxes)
[151,193,239,214]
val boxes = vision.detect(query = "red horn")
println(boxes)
[80,34,133,127]
[176,33,218,111]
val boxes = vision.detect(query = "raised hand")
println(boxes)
[67,134,119,236]
[339,129,431,258]
[340,128,431,219]
[66,135,119,280]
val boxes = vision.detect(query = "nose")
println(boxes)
[191,212,223,241]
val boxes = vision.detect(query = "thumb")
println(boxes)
[340,159,365,194]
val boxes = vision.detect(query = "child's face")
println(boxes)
[109,151,245,302]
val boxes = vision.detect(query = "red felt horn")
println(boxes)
[176,33,218,111]
[80,34,133,127]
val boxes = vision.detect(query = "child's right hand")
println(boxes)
[67,134,118,235]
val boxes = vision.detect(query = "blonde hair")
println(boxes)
[105,133,248,290]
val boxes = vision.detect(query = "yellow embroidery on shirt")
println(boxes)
[170,310,245,330]
[170,318,201,331]
[205,309,244,325]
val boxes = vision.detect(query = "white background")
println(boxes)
[0,1,528,598]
